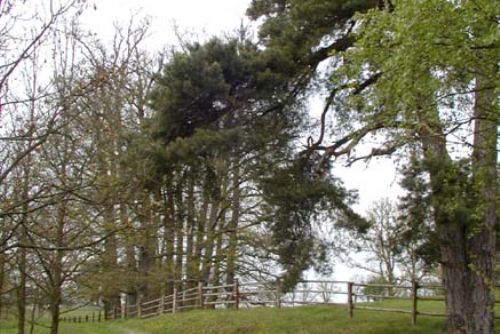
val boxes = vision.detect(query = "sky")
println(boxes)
[82,0,402,281]
[81,0,252,46]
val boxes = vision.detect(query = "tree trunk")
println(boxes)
[17,161,32,334]
[226,158,241,286]
[193,192,209,283]
[137,192,157,300]
[48,198,67,334]
[16,245,26,334]
[122,203,137,307]
[49,256,63,334]
[184,176,195,294]
[201,202,220,285]
[209,171,230,304]
[102,206,119,319]
[212,222,224,287]
[162,176,176,298]
[0,250,5,319]
[417,105,469,333]
[174,177,185,294]
[418,93,497,333]
[466,67,497,334]
[439,219,468,334]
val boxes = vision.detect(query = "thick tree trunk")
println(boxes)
[49,300,60,334]
[466,70,497,334]
[419,91,497,333]
[418,108,470,333]
[439,220,469,334]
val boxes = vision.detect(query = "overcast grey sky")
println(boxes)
[81,0,250,45]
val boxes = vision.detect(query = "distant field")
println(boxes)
[1,301,499,334]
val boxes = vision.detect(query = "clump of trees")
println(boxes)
[0,1,497,334]
[0,2,361,334]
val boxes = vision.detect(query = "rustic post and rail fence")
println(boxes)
[59,279,500,325]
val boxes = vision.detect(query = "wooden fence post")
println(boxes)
[85,315,89,322]
[98,310,101,322]
[173,288,177,314]
[123,299,128,319]
[411,279,418,326]
[198,282,204,309]
[276,278,282,309]
[234,278,240,310]
[347,282,354,318]
[160,294,165,314]
[137,295,142,318]
[92,312,95,322]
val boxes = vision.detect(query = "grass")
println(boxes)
[1,301,499,334]
[0,304,447,334]
[124,306,448,334]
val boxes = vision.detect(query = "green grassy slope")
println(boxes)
[1,305,450,334]
[2,300,500,334]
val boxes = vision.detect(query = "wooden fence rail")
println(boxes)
[59,280,500,325]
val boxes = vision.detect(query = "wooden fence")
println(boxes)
[60,279,500,325]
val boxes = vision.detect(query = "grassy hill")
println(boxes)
[0,305,451,334]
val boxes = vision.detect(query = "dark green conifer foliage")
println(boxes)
[260,155,366,289]
[149,35,365,288]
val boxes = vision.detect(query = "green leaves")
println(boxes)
[342,0,498,124]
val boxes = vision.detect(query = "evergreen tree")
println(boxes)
[149,35,365,289]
